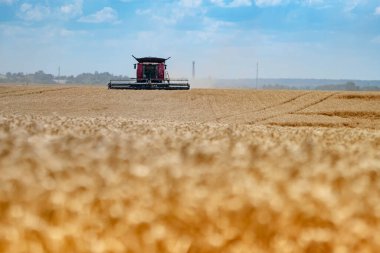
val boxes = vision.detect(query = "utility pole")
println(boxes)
[58,66,61,78]
[256,62,259,89]
[192,61,195,80]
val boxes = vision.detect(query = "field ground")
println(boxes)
[1,85,379,128]
[0,85,379,252]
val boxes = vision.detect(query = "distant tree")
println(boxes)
[316,81,359,91]
[30,71,54,84]
[262,84,297,90]
[1,71,129,84]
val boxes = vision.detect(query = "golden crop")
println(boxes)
[0,85,379,253]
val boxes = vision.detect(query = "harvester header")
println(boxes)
[108,56,190,90]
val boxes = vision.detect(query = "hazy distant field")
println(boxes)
[0,85,379,252]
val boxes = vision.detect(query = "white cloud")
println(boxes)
[0,0,15,4]
[187,17,234,42]
[228,0,252,7]
[300,0,332,9]
[135,9,151,15]
[15,1,84,22]
[253,0,330,8]
[19,3,51,21]
[79,7,119,24]
[211,0,252,8]
[0,24,88,45]
[210,0,223,6]
[375,6,380,15]
[137,1,206,26]
[203,17,233,31]
[255,0,284,7]
[343,0,363,13]
[303,0,324,4]
[60,0,83,17]
[180,0,202,8]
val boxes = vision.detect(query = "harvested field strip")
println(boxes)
[297,111,380,120]
[337,94,380,100]
[206,95,219,121]
[252,92,335,123]
[0,88,31,95]
[269,121,357,128]
[0,87,76,98]
[293,92,339,113]
[0,86,378,129]
[215,92,310,122]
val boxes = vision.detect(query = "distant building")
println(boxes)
[54,79,67,84]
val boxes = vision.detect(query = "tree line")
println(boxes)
[0,71,129,84]
[262,81,379,91]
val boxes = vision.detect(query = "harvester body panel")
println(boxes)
[136,63,143,81]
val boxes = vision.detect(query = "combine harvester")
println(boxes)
[108,56,190,90]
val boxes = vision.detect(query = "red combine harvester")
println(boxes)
[108,56,190,90]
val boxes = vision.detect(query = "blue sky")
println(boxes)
[1,0,380,79]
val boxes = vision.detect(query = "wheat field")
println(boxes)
[0,85,379,253]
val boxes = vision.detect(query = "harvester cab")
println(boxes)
[108,56,190,90]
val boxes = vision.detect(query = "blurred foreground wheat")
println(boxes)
[1,113,379,253]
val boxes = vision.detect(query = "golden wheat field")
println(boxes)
[0,84,379,253]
